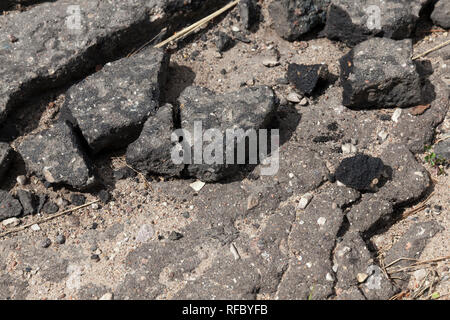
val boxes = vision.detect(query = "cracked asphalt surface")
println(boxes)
[0,0,449,300]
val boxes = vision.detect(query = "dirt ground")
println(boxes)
[0,1,448,300]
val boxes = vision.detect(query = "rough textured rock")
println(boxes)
[277,186,359,299]
[340,38,422,109]
[17,189,38,216]
[434,139,450,160]
[347,144,431,232]
[215,32,233,52]
[287,63,329,96]
[17,122,95,190]
[174,255,261,299]
[385,221,443,266]
[61,48,169,153]
[0,0,225,125]
[0,273,28,299]
[431,0,450,29]
[324,0,428,46]
[0,142,12,182]
[238,0,258,30]
[256,146,329,202]
[0,190,22,221]
[178,85,277,182]
[0,0,49,12]
[335,286,366,300]
[269,0,331,41]
[378,144,430,206]
[42,201,59,214]
[384,221,443,287]
[347,194,393,232]
[127,104,183,177]
[335,154,385,191]
[334,232,397,299]
[392,104,448,154]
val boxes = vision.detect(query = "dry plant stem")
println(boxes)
[115,158,153,191]
[128,27,167,57]
[412,39,450,60]
[402,191,434,218]
[154,0,240,49]
[387,255,450,274]
[0,200,100,238]
[384,257,418,269]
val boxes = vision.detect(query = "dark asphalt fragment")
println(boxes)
[0,190,22,221]
[335,154,385,191]
[0,143,12,183]
[324,0,427,46]
[61,47,169,154]
[126,104,183,177]
[287,63,329,96]
[17,189,38,216]
[269,0,331,41]
[339,38,422,109]
[17,121,96,190]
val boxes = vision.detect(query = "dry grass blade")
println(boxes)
[154,0,240,49]
[0,200,100,238]
[114,158,153,191]
[402,191,434,218]
[127,27,167,57]
[384,257,418,269]
[412,39,450,60]
[386,255,450,274]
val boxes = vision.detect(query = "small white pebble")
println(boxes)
[326,273,334,282]
[2,217,20,227]
[231,26,240,32]
[230,243,240,260]
[99,293,113,300]
[317,217,327,226]
[297,193,313,210]
[392,108,402,123]
[190,180,205,192]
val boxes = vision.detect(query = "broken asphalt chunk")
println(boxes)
[61,47,169,154]
[17,121,96,190]
[324,0,427,46]
[0,190,22,221]
[287,63,329,96]
[178,85,277,182]
[269,0,330,41]
[126,104,184,177]
[339,38,422,109]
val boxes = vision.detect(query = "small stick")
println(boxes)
[412,39,450,60]
[435,136,450,144]
[154,0,239,49]
[0,200,100,238]
[402,191,434,218]
[387,256,450,274]
[384,257,418,269]
[127,27,167,57]
[114,158,153,191]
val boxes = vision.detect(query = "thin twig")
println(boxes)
[402,191,434,218]
[0,200,100,238]
[412,39,450,60]
[154,0,239,49]
[127,27,167,57]
[384,257,418,269]
[387,256,450,274]
[114,158,153,191]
